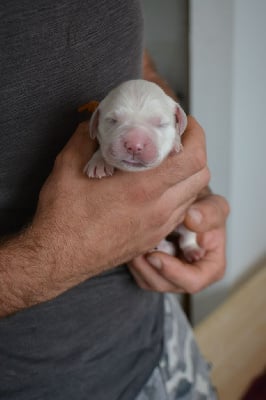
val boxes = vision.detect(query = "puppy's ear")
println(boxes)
[175,103,187,136]
[89,108,100,139]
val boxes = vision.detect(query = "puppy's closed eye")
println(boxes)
[158,121,170,128]
[149,116,170,128]
[106,117,118,125]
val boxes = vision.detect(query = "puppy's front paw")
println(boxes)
[83,151,114,178]
[83,161,114,178]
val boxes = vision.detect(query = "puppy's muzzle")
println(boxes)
[116,128,158,165]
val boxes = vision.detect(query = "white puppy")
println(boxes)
[84,80,204,262]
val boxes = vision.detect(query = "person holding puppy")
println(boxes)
[0,1,229,399]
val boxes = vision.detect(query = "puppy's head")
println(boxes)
[89,79,187,171]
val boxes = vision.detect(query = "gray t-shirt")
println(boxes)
[0,1,164,399]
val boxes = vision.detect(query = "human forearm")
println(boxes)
[0,228,54,317]
[0,223,88,317]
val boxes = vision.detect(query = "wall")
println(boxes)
[229,0,266,282]
[190,0,266,322]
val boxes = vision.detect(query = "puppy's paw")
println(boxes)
[152,239,176,256]
[176,224,205,263]
[83,151,114,178]
[182,245,205,263]
[83,161,114,178]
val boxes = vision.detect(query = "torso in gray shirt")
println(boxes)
[0,1,164,399]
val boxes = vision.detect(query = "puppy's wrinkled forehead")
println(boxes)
[100,80,175,121]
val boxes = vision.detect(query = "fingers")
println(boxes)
[129,256,185,293]
[154,257,212,293]
[184,194,230,233]
[130,226,226,294]
[153,168,210,231]
[130,254,194,293]
[55,121,98,172]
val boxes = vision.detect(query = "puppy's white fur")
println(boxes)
[84,80,204,262]
[84,80,186,177]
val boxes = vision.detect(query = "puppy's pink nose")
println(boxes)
[121,129,157,163]
[124,140,144,155]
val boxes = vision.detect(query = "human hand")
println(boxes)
[129,181,230,294]
[0,116,210,315]
[32,116,210,281]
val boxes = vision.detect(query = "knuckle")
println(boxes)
[54,148,76,171]
[192,166,211,195]
[193,146,207,171]
[39,175,60,203]
[54,152,65,170]
[53,152,75,182]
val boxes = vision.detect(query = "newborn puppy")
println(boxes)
[84,79,204,262]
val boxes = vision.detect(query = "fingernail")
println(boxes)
[146,255,162,269]
[188,208,203,224]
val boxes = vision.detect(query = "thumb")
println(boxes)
[184,194,230,233]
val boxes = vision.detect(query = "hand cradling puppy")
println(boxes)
[83,79,205,263]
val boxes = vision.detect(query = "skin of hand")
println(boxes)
[128,51,230,294]
[35,118,210,272]
[0,116,209,316]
